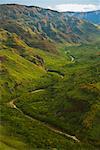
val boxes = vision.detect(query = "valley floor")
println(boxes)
[0,43,100,149]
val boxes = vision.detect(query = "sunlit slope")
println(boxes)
[0,4,100,45]
[0,32,100,149]
[0,29,84,150]
[0,4,100,150]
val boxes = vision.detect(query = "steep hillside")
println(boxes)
[0,4,100,150]
[63,10,100,24]
[0,4,100,46]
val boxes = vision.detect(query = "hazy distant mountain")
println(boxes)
[63,10,100,24]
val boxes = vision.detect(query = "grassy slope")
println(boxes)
[0,33,77,149]
[0,29,100,149]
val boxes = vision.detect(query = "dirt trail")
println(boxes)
[45,124,80,142]
[47,69,64,79]
[64,51,75,62]
[31,89,45,94]
[70,55,75,62]
[7,89,80,143]
[7,100,17,109]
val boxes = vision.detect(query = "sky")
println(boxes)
[0,0,100,12]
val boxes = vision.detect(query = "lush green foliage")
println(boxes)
[0,30,100,149]
[0,4,100,150]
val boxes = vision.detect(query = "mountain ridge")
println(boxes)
[0,4,100,48]
[1,4,100,12]
[63,10,100,24]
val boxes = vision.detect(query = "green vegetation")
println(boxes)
[0,29,100,149]
[0,4,100,150]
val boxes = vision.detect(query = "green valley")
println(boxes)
[0,4,100,150]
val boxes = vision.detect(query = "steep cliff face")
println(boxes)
[0,4,100,47]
